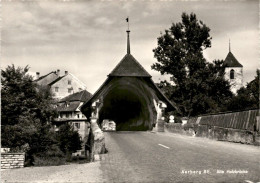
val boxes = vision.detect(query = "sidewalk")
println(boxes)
[1,161,105,183]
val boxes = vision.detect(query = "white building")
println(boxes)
[35,70,87,99]
[223,47,243,94]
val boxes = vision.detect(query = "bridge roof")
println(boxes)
[109,54,151,77]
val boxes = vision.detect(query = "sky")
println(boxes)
[1,0,259,94]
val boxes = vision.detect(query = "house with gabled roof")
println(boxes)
[35,71,59,86]
[224,42,243,94]
[53,90,92,155]
[35,70,87,99]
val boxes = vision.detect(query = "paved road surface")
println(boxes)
[2,131,259,183]
[100,132,260,183]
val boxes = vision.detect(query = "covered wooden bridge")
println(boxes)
[81,30,178,131]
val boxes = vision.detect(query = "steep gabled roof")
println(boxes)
[109,54,151,77]
[59,90,92,103]
[34,71,57,82]
[57,101,81,112]
[224,52,243,67]
[47,75,66,86]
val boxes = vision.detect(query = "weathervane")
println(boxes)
[126,17,129,31]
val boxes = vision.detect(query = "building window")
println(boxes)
[55,87,59,92]
[68,80,71,85]
[77,114,80,118]
[74,123,80,129]
[230,69,235,79]
[68,88,73,93]
[66,113,70,118]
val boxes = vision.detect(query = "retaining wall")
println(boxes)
[196,125,255,144]
[165,123,259,145]
[165,123,196,136]
[1,153,25,169]
[165,109,260,145]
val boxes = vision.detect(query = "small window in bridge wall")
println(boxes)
[230,69,235,79]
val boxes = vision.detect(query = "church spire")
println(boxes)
[126,17,130,54]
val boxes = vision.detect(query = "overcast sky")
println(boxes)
[1,0,259,93]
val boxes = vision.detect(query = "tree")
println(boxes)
[56,124,82,156]
[1,65,83,165]
[225,69,259,111]
[152,13,233,117]
[1,65,57,153]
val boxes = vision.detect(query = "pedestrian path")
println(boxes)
[1,161,104,182]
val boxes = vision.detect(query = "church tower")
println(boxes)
[224,41,243,94]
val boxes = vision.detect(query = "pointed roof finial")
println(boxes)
[229,39,231,52]
[126,17,130,54]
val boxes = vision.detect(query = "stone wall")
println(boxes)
[157,119,165,132]
[165,123,197,136]
[1,153,25,169]
[196,125,255,144]
[87,118,106,161]
[165,123,259,145]
[165,110,260,145]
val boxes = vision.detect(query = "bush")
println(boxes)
[32,145,66,166]
[71,155,89,164]
[56,124,82,155]
[33,156,66,166]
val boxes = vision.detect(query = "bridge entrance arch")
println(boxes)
[81,31,178,131]
[98,77,156,131]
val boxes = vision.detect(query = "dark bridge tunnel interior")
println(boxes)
[98,86,151,131]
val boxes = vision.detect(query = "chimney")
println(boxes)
[36,72,40,79]
[57,69,60,76]
[65,71,68,75]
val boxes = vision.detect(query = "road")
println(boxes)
[100,131,260,183]
[1,131,259,183]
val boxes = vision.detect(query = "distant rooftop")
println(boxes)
[47,75,66,86]
[224,51,243,68]
[57,90,92,112]
[59,90,92,103]
[34,71,57,82]
[57,101,81,112]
